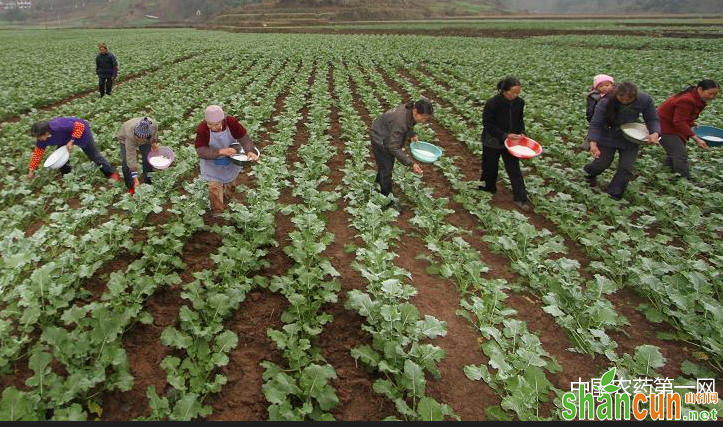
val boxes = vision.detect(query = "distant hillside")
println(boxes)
[3,0,259,25]
[5,0,718,27]
[515,0,723,14]
[213,0,505,27]
[4,0,506,26]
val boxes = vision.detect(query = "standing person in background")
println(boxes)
[584,81,660,200]
[479,76,533,212]
[658,79,719,180]
[28,117,120,182]
[118,117,160,194]
[583,74,615,150]
[370,98,432,210]
[96,42,118,97]
[195,105,258,215]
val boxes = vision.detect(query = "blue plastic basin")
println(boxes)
[693,125,723,147]
[410,141,443,163]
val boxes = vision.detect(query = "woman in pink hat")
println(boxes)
[583,74,615,150]
[195,105,258,214]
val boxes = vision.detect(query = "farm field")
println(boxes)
[0,27,722,421]
[209,17,723,38]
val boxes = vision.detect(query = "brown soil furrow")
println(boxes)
[348,74,502,421]
[102,230,224,420]
[317,68,397,420]
[208,64,316,420]
[385,66,699,381]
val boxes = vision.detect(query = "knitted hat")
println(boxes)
[134,117,153,139]
[31,121,50,137]
[593,74,615,90]
[205,105,225,123]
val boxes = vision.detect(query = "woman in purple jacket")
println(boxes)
[28,117,120,182]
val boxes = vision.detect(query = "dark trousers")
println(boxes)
[660,134,690,178]
[119,143,155,189]
[480,145,528,203]
[584,144,639,198]
[372,143,394,197]
[99,76,113,96]
[60,134,116,177]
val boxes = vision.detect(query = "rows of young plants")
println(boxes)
[0,29,217,120]
[258,61,346,421]
[333,61,458,421]
[349,60,564,420]
[140,57,310,421]
[0,53,263,297]
[413,58,723,373]
[529,34,723,53]
[365,59,721,419]
[0,53,244,234]
[0,50,266,345]
[2,30,723,420]
[0,46,294,419]
[372,61,628,362]
[366,58,721,417]
[0,145,204,421]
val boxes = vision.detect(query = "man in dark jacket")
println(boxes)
[96,43,118,97]
[370,99,432,208]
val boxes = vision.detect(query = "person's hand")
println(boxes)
[247,151,259,161]
[151,143,159,153]
[589,141,601,159]
[508,133,522,140]
[412,163,423,175]
[27,170,34,181]
[694,136,709,150]
[133,177,141,188]
[647,132,660,145]
[219,148,236,156]
[411,135,419,143]
[67,140,75,152]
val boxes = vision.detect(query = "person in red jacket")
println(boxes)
[658,80,719,179]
